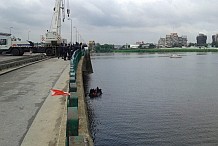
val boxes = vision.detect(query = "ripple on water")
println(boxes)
[87,53,218,146]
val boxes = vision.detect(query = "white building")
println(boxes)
[130,44,140,49]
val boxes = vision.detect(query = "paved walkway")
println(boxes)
[21,63,69,146]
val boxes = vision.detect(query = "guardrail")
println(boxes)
[66,49,90,146]
[0,54,49,73]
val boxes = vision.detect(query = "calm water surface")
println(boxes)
[85,53,218,146]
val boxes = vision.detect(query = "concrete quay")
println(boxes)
[76,56,94,146]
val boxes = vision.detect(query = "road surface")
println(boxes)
[0,52,41,62]
[0,58,69,146]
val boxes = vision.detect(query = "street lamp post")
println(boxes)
[77,32,79,43]
[9,27,13,35]
[28,30,31,40]
[78,33,81,43]
[68,18,72,44]
[73,26,77,43]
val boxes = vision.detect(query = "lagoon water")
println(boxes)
[85,52,218,146]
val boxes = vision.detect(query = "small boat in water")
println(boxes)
[169,54,182,58]
[196,52,207,55]
[89,87,102,98]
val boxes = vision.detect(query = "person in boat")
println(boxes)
[89,89,93,95]
[89,87,102,97]
[93,90,97,96]
[99,89,102,94]
[96,87,100,93]
[96,87,102,94]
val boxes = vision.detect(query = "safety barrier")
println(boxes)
[0,54,48,72]
[66,49,89,146]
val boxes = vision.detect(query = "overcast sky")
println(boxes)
[1,0,218,45]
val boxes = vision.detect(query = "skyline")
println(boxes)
[1,0,218,45]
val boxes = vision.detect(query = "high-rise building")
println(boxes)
[196,33,207,46]
[180,36,187,47]
[212,34,218,47]
[166,33,179,47]
[158,33,187,48]
[212,35,216,47]
[158,38,166,48]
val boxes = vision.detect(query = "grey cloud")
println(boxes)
[2,0,218,44]
[71,0,218,29]
[0,1,49,27]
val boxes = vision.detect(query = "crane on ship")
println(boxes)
[44,0,70,56]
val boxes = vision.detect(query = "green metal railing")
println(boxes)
[66,49,87,146]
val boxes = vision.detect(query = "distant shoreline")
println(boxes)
[113,48,218,53]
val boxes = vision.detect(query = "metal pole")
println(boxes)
[70,19,72,44]
[74,26,77,43]
[28,30,31,40]
[78,34,81,43]
[77,32,79,43]
[9,27,13,34]
[68,18,72,44]
[70,19,73,45]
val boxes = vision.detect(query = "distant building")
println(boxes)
[88,41,95,51]
[180,36,187,47]
[212,34,218,47]
[196,33,207,46]
[130,44,140,49]
[140,43,156,49]
[166,33,179,47]
[158,33,187,48]
[158,38,166,48]
[136,41,144,45]
[212,35,216,47]
[114,45,122,49]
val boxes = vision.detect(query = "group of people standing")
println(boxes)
[57,42,83,60]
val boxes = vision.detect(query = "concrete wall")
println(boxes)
[78,56,93,145]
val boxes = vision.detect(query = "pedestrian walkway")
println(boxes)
[21,63,70,146]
